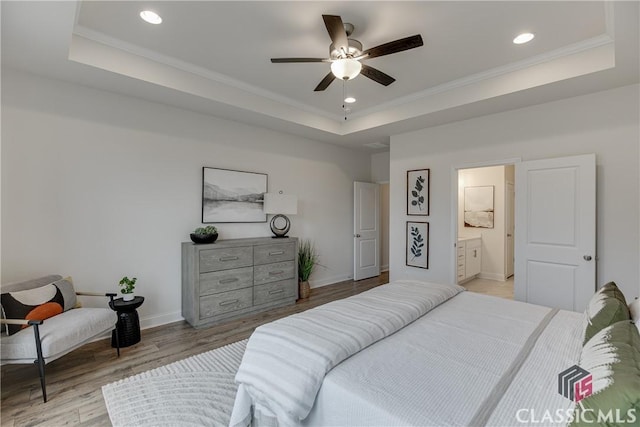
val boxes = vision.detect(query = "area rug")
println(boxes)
[102,339,247,427]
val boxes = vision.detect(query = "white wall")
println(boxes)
[371,151,390,183]
[1,70,371,328]
[390,84,640,301]
[458,165,506,281]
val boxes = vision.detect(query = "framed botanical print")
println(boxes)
[407,169,430,216]
[406,221,429,269]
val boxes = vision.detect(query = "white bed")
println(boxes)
[304,292,583,427]
[230,280,585,427]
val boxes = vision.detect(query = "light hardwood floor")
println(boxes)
[1,272,388,427]
[462,276,514,299]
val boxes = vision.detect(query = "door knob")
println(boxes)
[355,234,361,238]
[583,255,592,261]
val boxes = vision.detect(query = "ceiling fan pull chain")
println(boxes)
[343,80,347,121]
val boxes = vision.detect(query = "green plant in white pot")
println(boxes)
[298,240,319,299]
[119,276,137,301]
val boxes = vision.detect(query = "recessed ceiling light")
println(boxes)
[513,33,534,44]
[140,10,162,25]
[344,97,356,103]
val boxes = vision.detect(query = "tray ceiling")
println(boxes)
[2,1,638,150]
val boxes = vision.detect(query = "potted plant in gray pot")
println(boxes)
[298,239,319,299]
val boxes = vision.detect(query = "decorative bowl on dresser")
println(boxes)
[190,232,219,244]
[181,237,298,328]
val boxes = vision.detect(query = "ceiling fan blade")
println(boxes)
[322,15,349,54]
[314,72,336,91]
[361,34,423,59]
[271,58,330,63]
[360,64,395,86]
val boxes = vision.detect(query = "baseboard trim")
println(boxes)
[89,311,184,344]
[101,273,382,333]
[479,272,507,282]
[140,311,184,330]
[310,274,353,289]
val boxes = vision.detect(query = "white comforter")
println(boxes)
[303,291,584,426]
[229,280,464,427]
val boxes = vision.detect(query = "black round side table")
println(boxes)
[109,296,144,348]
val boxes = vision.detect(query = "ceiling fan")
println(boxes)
[271,15,424,91]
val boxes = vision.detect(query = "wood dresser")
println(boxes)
[181,237,298,328]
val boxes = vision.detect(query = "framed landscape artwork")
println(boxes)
[202,167,267,223]
[464,185,494,228]
[407,169,430,216]
[406,221,429,269]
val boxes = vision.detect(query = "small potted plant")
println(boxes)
[298,239,319,299]
[119,276,137,301]
[190,225,218,244]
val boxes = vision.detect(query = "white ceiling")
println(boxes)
[2,1,638,151]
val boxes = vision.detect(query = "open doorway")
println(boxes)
[456,165,514,299]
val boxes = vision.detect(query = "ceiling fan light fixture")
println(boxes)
[140,10,162,25]
[331,58,362,80]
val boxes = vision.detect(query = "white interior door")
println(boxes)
[354,181,380,281]
[505,181,515,278]
[515,154,596,312]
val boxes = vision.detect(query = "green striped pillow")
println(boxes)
[583,282,630,345]
[571,320,640,426]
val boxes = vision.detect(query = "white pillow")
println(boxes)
[628,298,640,335]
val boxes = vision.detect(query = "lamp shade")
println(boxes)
[331,58,362,80]
[263,193,298,215]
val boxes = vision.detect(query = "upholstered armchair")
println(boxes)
[1,275,120,402]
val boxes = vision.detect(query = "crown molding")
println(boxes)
[72,25,343,122]
[349,34,614,120]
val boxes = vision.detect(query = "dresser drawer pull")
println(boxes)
[269,270,284,276]
[219,278,239,285]
[269,251,285,256]
[219,256,239,262]
[219,299,239,307]
[268,289,285,295]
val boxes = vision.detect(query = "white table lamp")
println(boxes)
[263,193,298,238]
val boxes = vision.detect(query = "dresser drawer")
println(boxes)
[199,246,253,272]
[254,279,296,306]
[254,242,295,265]
[254,261,295,285]
[199,287,253,319]
[200,266,253,296]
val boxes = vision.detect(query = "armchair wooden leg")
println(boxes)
[32,323,47,403]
